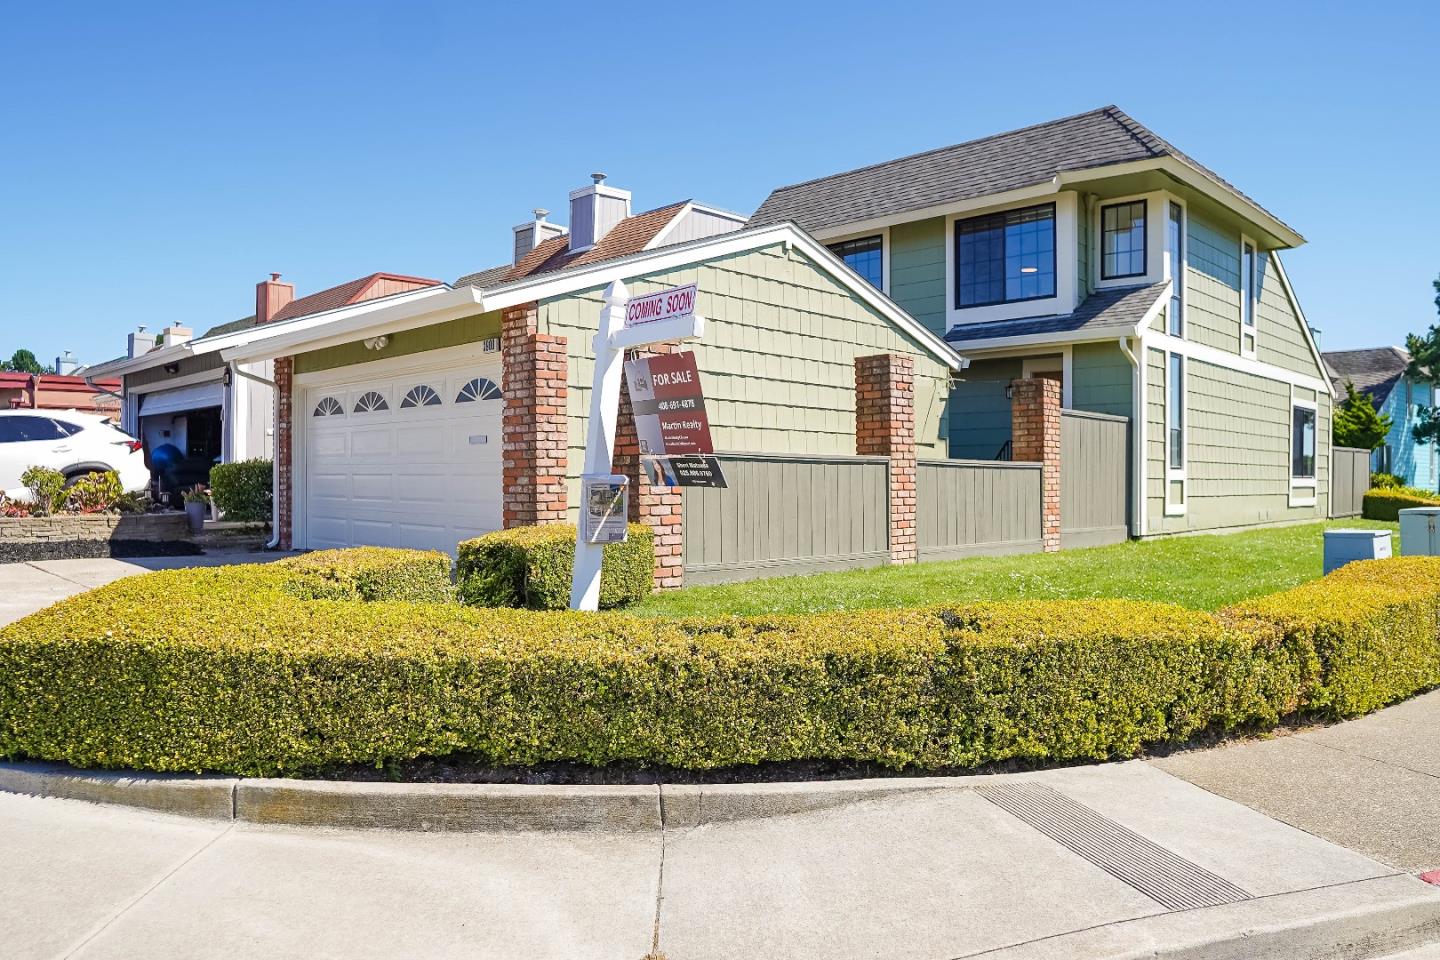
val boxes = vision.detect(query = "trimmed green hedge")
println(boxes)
[276,547,455,603]
[1362,488,1440,521]
[0,555,1437,776]
[457,523,654,610]
[209,459,273,523]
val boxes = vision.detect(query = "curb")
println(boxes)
[0,761,958,832]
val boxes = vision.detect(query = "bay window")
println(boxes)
[954,203,1056,307]
[1101,200,1147,280]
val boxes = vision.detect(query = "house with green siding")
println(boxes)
[207,175,965,570]
[752,105,1333,536]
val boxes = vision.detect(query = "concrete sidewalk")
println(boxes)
[3,761,1438,960]
[0,554,291,627]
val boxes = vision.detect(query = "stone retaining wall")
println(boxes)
[0,513,197,561]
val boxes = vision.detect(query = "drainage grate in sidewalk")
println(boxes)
[976,782,1252,911]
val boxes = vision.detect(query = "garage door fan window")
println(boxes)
[313,397,344,417]
[456,378,501,403]
[353,391,389,413]
[400,385,441,408]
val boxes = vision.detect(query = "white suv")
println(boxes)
[0,410,151,500]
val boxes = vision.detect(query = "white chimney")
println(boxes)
[127,325,151,359]
[54,351,78,376]
[160,324,193,348]
[568,172,631,253]
[512,208,567,264]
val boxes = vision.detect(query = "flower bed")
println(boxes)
[1,553,1437,776]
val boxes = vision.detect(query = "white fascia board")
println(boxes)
[83,342,195,379]
[216,286,474,363]
[945,282,1167,355]
[688,201,750,223]
[476,222,967,371]
[642,202,694,250]
[1269,251,1333,397]
[806,181,1062,242]
[1147,330,1333,395]
[1057,158,1305,249]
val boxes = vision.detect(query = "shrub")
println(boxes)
[457,523,654,610]
[1370,472,1402,489]
[275,547,455,604]
[65,471,122,514]
[21,466,65,516]
[1362,488,1440,521]
[1224,557,1440,717]
[209,459,272,523]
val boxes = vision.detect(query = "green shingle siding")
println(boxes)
[1071,342,1133,418]
[1145,348,1329,533]
[293,311,503,375]
[948,357,1021,459]
[1182,210,1242,352]
[1256,253,1321,378]
[537,243,954,512]
[888,217,947,336]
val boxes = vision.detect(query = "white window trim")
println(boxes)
[1290,389,1319,507]
[1020,348,1073,408]
[1164,350,1187,516]
[1239,233,1259,359]
[1092,189,1167,293]
[823,226,890,295]
[945,193,1079,328]
[1165,195,1187,338]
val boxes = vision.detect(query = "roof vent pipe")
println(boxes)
[568,172,631,254]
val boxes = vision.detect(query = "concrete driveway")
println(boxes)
[0,554,292,627]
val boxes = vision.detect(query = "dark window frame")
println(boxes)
[826,234,884,290]
[1167,201,1185,336]
[1101,199,1148,281]
[953,202,1058,309]
[1292,404,1317,479]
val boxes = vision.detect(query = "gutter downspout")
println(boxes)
[1118,336,1144,538]
[84,375,125,423]
[231,361,281,550]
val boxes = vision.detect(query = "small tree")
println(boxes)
[0,349,50,374]
[1333,380,1392,451]
[1406,274,1440,446]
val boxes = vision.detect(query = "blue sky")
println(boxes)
[1,1,1436,368]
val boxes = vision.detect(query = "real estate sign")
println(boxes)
[623,283,697,329]
[581,474,629,544]
[625,350,727,488]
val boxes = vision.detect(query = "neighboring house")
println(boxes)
[85,272,440,496]
[751,105,1333,535]
[205,173,963,571]
[0,369,121,417]
[1324,346,1437,490]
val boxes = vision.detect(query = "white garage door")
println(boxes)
[302,357,504,553]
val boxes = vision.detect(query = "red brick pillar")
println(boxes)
[855,354,917,565]
[615,344,684,591]
[273,356,294,550]
[1010,377,1062,552]
[501,302,568,527]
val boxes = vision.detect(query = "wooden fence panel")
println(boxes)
[916,460,1043,561]
[682,454,890,585]
[1331,446,1370,518]
[1059,410,1130,549]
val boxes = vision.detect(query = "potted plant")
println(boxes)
[182,484,210,533]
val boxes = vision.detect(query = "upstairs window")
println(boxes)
[1101,200,1147,280]
[1167,202,1185,335]
[827,235,883,289]
[955,203,1056,307]
[1240,239,1258,356]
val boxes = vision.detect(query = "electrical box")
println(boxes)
[1323,529,1392,574]
[1399,508,1440,557]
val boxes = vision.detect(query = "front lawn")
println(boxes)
[633,519,1400,617]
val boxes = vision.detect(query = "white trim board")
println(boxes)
[1269,251,1332,397]
[1143,331,1332,395]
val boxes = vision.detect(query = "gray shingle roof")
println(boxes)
[751,106,1291,237]
[944,281,1168,347]
[453,264,514,289]
[199,314,258,339]
[1323,347,1408,405]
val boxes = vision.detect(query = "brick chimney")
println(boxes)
[256,273,295,324]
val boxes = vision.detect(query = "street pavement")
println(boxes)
[3,557,1440,957]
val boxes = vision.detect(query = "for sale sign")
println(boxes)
[624,283,697,329]
[624,351,714,456]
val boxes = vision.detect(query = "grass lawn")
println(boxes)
[631,519,1399,617]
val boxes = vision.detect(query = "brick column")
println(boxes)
[501,302,569,527]
[273,356,294,550]
[855,353,917,565]
[1010,377,1062,552]
[615,344,683,591]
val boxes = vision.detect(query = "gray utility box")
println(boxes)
[1399,507,1440,556]
[1323,529,1393,574]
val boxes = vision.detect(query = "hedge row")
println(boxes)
[1362,488,1440,522]
[1,555,1438,776]
[457,523,653,610]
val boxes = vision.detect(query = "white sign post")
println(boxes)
[570,279,703,611]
